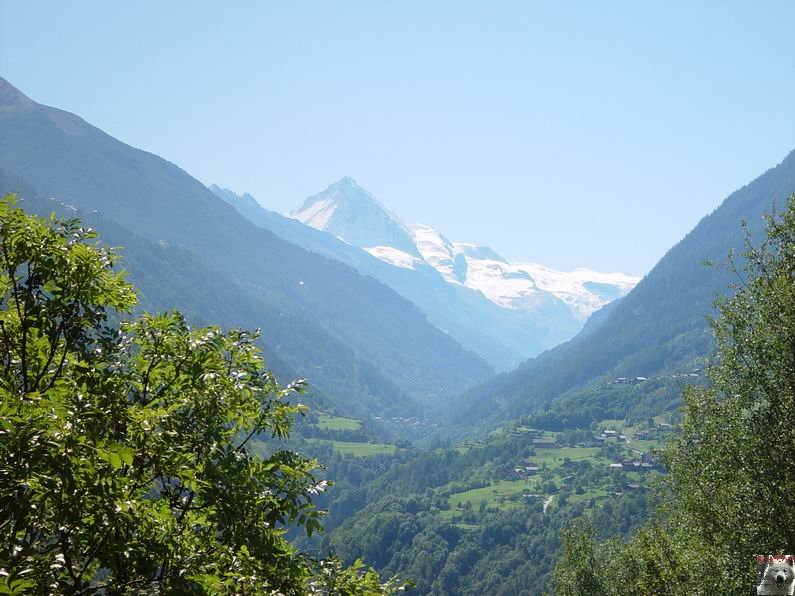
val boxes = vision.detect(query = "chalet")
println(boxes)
[501,468,523,480]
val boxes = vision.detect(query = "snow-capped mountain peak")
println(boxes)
[291,177,419,255]
[291,177,640,324]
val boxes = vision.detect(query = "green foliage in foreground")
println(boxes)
[554,196,795,595]
[0,195,406,594]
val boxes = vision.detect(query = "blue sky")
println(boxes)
[1,1,793,274]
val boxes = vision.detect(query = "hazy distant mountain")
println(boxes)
[285,177,638,365]
[457,147,795,427]
[215,182,612,371]
[213,183,546,369]
[292,178,637,322]
[0,76,493,421]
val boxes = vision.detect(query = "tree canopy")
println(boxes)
[554,195,795,595]
[0,194,404,594]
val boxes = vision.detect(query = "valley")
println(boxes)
[298,410,670,519]
[0,28,792,591]
[285,410,666,593]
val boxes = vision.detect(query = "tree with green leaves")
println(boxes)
[554,195,795,595]
[0,194,405,595]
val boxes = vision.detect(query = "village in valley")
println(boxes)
[436,417,674,522]
[299,409,677,526]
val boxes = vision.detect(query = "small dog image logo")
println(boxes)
[756,555,795,595]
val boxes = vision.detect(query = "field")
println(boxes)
[529,446,600,464]
[309,439,396,457]
[566,487,610,506]
[331,441,395,456]
[445,478,541,514]
[315,414,361,431]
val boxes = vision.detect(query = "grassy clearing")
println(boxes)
[329,441,395,457]
[315,414,361,431]
[628,438,665,452]
[598,418,626,429]
[455,442,486,454]
[566,488,609,506]
[530,447,601,467]
[447,478,540,511]
[306,438,395,457]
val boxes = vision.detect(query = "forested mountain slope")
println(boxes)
[0,171,392,418]
[0,77,492,419]
[458,148,795,426]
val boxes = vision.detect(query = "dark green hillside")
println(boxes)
[0,177,413,419]
[458,148,795,426]
[295,420,659,594]
[0,77,492,419]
